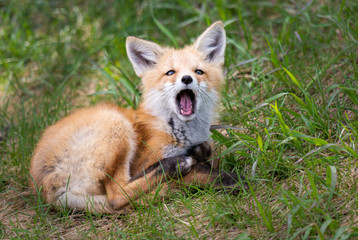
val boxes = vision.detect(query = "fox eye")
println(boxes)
[195,69,204,75]
[165,70,175,76]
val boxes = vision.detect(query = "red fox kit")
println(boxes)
[29,21,241,213]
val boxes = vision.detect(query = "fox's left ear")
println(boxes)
[193,21,226,65]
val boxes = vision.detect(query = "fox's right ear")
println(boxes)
[126,37,165,77]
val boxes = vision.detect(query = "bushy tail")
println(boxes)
[55,190,114,214]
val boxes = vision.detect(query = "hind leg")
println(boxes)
[177,163,246,193]
[106,155,194,211]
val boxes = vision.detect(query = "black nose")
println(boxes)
[181,75,193,85]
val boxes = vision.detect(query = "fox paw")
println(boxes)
[158,155,194,178]
[219,172,248,194]
[188,142,212,162]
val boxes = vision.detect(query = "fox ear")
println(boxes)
[126,37,165,77]
[193,21,226,65]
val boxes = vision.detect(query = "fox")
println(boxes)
[29,21,242,214]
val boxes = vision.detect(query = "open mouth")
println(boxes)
[176,89,196,116]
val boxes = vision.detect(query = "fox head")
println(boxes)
[126,21,226,124]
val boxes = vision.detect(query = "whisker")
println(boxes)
[198,87,215,105]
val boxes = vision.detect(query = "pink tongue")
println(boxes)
[180,93,193,115]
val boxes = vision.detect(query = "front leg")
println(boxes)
[187,142,212,162]
[183,142,247,193]
[187,141,221,169]
[157,155,196,177]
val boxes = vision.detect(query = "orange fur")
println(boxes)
[29,21,241,213]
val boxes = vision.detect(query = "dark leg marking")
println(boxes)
[187,142,212,162]
[129,155,192,183]
[184,162,248,194]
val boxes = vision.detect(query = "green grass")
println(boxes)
[1,0,357,239]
